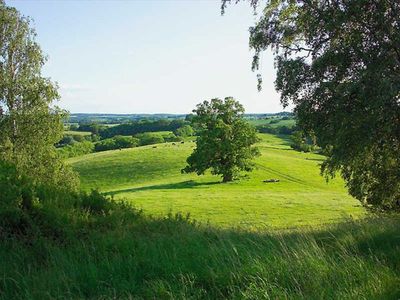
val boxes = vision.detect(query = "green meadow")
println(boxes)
[70,134,365,229]
[2,134,399,299]
[2,1,399,297]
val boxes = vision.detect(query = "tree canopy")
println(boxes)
[0,1,77,190]
[223,0,400,209]
[182,97,260,182]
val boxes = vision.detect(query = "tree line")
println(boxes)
[75,119,190,139]
[58,129,193,158]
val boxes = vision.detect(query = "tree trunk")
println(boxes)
[222,173,233,182]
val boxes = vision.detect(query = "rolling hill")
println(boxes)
[70,133,365,229]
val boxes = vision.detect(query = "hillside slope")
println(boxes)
[70,134,365,228]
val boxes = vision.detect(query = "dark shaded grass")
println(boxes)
[105,180,219,196]
[1,201,399,299]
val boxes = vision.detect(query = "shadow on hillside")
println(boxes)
[305,157,325,162]
[276,134,293,146]
[105,180,220,196]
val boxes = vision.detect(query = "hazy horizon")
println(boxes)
[7,0,288,114]
[68,111,289,115]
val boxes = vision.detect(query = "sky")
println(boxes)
[6,0,285,114]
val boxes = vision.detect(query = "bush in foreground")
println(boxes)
[0,161,124,242]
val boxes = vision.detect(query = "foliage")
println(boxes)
[57,134,89,147]
[0,2,77,191]
[135,132,165,146]
[58,135,75,146]
[68,124,79,131]
[182,97,260,182]
[0,161,73,239]
[76,122,106,135]
[223,0,400,209]
[58,132,177,156]
[174,124,194,137]
[290,131,317,153]
[79,189,112,214]
[160,132,182,142]
[99,119,188,139]
[94,135,139,152]
[0,157,129,241]
[58,141,95,159]
[0,161,35,212]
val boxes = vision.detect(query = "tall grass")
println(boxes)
[2,133,399,299]
[1,199,399,299]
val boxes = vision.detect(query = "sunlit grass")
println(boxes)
[1,134,398,299]
[70,134,365,229]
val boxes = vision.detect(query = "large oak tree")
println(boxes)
[182,97,260,182]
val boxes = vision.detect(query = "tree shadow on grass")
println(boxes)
[276,134,293,146]
[105,180,220,196]
[305,157,325,162]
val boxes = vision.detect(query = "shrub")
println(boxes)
[0,161,62,239]
[79,190,111,214]
[99,119,187,139]
[290,131,317,153]
[162,132,182,142]
[0,161,35,210]
[114,135,140,148]
[77,122,106,135]
[94,136,139,152]
[94,138,117,151]
[0,161,118,240]
[135,132,165,146]
[174,125,194,137]
[69,124,79,131]
[72,134,85,142]
[58,141,95,158]
[57,134,89,147]
[58,135,75,146]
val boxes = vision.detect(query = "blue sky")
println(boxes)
[7,0,284,114]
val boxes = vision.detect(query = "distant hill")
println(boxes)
[67,112,294,124]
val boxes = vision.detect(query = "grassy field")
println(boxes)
[64,130,92,136]
[70,134,365,229]
[2,209,399,299]
[2,133,399,299]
